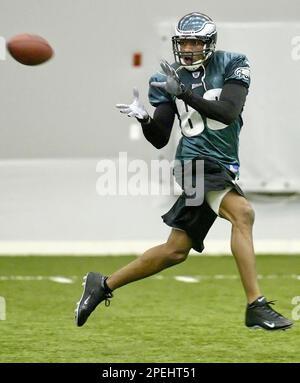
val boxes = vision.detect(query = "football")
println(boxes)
[6,34,54,66]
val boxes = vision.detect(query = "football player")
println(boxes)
[75,12,293,330]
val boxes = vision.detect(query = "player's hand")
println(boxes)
[150,59,185,96]
[116,88,149,120]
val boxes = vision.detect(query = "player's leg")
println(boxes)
[215,189,293,330]
[106,228,192,290]
[217,190,261,303]
[75,228,192,326]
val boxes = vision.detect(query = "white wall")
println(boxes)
[1,159,299,254]
[222,23,300,192]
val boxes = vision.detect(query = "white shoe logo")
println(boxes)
[84,296,90,305]
[264,321,275,328]
[258,297,265,302]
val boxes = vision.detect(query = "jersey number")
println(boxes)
[176,101,205,137]
[176,88,226,136]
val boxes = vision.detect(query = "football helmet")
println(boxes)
[172,12,217,71]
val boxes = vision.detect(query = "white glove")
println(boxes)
[150,59,185,96]
[116,88,149,120]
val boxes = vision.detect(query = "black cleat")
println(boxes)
[245,296,293,331]
[75,272,113,327]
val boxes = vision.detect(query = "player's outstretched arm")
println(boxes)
[141,103,175,149]
[116,87,149,120]
[116,88,175,149]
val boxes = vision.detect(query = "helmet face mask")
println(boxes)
[172,12,217,71]
[172,37,214,69]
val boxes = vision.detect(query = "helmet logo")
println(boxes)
[199,22,216,37]
[176,21,216,38]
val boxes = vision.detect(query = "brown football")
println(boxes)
[7,34,54,66]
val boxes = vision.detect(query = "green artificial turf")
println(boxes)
[0,255,299,363]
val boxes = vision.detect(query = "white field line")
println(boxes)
[174,276,200,283]
[155,274,300,282]
[0,276,74,284]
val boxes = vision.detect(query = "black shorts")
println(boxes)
[161,156,245,253]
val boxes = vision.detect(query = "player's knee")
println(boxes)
[233,203,255,228]
[163,243,189,264]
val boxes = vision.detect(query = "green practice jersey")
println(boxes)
[148,50,251,175]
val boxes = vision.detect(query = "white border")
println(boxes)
[0,240,299,255]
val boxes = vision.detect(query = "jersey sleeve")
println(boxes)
[148,72,173,107]
[224,55,251,89]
